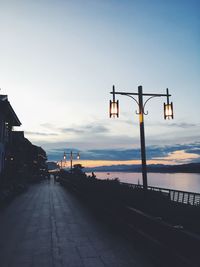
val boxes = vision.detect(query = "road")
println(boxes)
[0,179,154,267]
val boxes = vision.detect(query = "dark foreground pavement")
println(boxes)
[0,179,154,267]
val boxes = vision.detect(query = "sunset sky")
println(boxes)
[0,0,199,167]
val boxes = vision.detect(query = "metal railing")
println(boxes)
[120,182,200,206]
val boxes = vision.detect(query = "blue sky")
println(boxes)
[0,0,199,166]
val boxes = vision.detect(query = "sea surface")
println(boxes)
[87,172,200,193]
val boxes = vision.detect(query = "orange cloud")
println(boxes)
[153,150,199,164]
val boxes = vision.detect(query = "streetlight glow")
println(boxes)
[109,85,119,118]
[164,103,174,119]
[109,100,119,118]
[164,88,174,120]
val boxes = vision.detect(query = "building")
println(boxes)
[11,131,47,179]
[0,94,47,186]
[0,95,21,177]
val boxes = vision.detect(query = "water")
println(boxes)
[87,172,200,193]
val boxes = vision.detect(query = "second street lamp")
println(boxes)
[64,151,80,173]
[109,85,174,191]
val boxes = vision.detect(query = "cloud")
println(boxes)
[83,149,141,161]
[28,118,200,154]
[25,131,58,136]
[60,128,84,134]
[60,123,110,135]
[150,143,200,164]
[46,148,140,161]
[29,119,200,165]
[45,142,200,164]
[39,133,140,152]
[185,146,200,155]
[26,121,112,146]
[39,123,58,130]
[153,150,200,164]
[46,148,78,161]
[121,119,138,126]
[169,122,200,128]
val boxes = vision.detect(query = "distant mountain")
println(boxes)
[85,164,141,172]
[47,161,200,173]
[148,162,200,173]
[85,162,200,173]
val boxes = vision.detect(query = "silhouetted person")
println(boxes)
[53,174,57,184]
[47,173,50,183]
[91,172,96,178]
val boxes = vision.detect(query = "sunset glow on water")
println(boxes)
[88,172,200,193]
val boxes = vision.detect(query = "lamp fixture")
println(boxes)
[164,88,174,119]
[109,85,119,118]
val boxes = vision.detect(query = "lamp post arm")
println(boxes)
[125,94,140,115]
[110,91,171,97]
[125,94,139,106]
[111,90,172,116]
[110,91,139,96]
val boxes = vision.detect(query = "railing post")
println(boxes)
[187,193,190,204]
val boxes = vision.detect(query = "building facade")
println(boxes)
[0,94,48,186]
[0,95,21,176]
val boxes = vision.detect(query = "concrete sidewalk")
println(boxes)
[0,179,154,267]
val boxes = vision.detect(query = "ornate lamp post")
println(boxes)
[63,152,66,167]
[64,151,80,173]
[109,85,174,190]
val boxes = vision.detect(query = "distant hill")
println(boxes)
[85,162,200,173]
[47,161,200,173]
[148,162,200,173]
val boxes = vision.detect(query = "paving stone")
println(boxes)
[77,244,98,258]
[0,180,154,267]
[83,257,105,267]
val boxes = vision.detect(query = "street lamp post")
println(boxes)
[64,151,80,173]
[109,85,174,191]
[138,86,148,190]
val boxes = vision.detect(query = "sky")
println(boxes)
[0,0,199,167]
